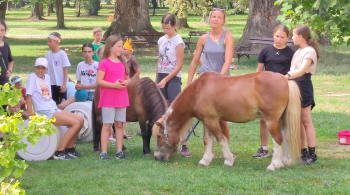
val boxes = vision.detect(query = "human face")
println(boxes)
[94,32,103,42]
[9,104,20,115]
[34,66,47,79]
[273,30,289,48]
[82,46,94,61]
[210,10,225,28]
[292,31,303,46]
[110,40,123,57]
[122,48,132,57]
[0,24,6,41]
[97,47,105,59]
[47,38,59,50]
[14,81,22,89]
[161,24,175,35]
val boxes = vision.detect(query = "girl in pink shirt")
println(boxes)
[96,35,130,160]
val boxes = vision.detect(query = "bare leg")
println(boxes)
[52,110,83,151]
[57,97,76,110]
[301,107,316,147]
[114,121,124,152]
[300,122,307,149]
[101,124,112,153]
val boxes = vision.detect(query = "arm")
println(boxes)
[221,32,234,75]
[284,59,313,80]
[6,60,14,77]
[256,63,265,72]
[60,67,68,93]
[187,35,206,85]
[96,69,124,89]
[132,68,141,79]
[26,95,34,116]
[157,44,184,88]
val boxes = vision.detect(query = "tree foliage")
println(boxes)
[275,0,350,46]
[0,69,56,194]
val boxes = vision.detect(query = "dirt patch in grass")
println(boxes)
[320,92,350,97]
[318,140,350,159]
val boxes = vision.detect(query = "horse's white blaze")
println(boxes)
[267,139,284,171]
[166,108,173,115]
[199,126,214,166]
[219,138,234,167]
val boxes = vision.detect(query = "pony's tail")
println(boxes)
[284,81,302,163]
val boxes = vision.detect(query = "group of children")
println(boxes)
[2,23,141,160]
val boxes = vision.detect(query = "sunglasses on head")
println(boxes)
[213,7,226,12]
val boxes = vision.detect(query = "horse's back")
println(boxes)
[191,71,289,122]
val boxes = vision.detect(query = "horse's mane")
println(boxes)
[138,77,168,125]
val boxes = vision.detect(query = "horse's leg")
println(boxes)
[281,125,291,167]
[140,120,152,156]
[266,119,284,171]
[220,120,230,145]
[198,124,215,166]
[204,120,234,167]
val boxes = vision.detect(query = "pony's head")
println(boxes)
[152,110,179,162]
[153,108,193,162]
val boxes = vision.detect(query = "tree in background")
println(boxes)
[276,0,350,46]
[235,0,281,50]
[83,0,100,16]
[55,0,65,28]
[0,0,8,20]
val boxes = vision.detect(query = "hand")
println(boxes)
[123,79,130,87]
[157,79,167,88]
[115,79,126,89]
[6,70,12,78]
[75,83,83,90]
[60,84,67,93]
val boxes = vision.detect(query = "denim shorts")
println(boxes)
[87,92,94,101]
[37,109,62,119]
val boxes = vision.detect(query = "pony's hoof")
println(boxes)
[282,158,291,167]
[224,159,234,167]
[224,163,233,168]
[144,153,152,157]
[198,160,209,167]
[267,164,275,171]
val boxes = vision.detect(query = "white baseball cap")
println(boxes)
[35,57,48,68]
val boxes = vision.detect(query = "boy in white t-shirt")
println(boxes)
[45,32,71,105]
[58,43,98,110]
[26,57,84,160]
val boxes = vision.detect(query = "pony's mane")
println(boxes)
[138,77,168,125]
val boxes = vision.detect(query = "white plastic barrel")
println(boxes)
[17,120,67,161]
[64,101,93,143]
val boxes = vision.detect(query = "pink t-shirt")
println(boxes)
[97,58,129,108]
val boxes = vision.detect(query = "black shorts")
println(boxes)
[157,73,181,103]
[294,73,315,110]
[51,85,67,104]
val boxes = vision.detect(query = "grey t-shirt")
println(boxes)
[157,34,185,78]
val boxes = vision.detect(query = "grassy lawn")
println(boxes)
[3,5,350,195]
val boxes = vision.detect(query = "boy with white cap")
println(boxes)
[26,57,84,160]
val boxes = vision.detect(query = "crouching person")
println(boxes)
[26,57,84,160]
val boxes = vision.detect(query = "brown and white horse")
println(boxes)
[153,71,301,170]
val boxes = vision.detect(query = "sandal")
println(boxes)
[124,134,132,140]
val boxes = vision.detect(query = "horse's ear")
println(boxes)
[154,122,163,128]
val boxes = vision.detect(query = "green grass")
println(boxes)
[4,5,350,195]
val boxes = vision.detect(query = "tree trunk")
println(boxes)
[47,2,51,16]
[104,0,157,40]
[0,0,8,20]
[236,0,281,51]
[65,1,71,7]
[177,17,189,28]
[29,2,44,20]
[76,0,81,17]
[6,1,10,11]
[39,3,44,16]
[55,0,65,28]
[316,31,332,46]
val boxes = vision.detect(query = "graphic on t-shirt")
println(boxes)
[80,69,97,77]
[54,61,61,66]
[158,40,176,69]
[38,82,51,99]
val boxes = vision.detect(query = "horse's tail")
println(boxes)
[284,81,301,163]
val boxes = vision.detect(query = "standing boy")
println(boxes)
[92,27,104,62]
[122,38,141,79]
[45,32,71,104]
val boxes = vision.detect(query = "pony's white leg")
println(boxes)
[218,136,234,167]
[267,139,284,171]
[198,125,214,166]
[281,129,291,167]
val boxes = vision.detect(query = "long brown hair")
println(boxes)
[293,24,320,59]
[102,35,129,76]
[274,24,290,37]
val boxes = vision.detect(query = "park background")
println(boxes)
[1,1,350,194]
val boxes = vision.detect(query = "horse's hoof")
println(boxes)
[224,163,233,168]
[198,160,209,167]
[282,158,291,167]
[224,159,234,167]
[144,153,152,157]
[266,164,275,171]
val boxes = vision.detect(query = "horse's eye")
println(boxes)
[157,134,161,139]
